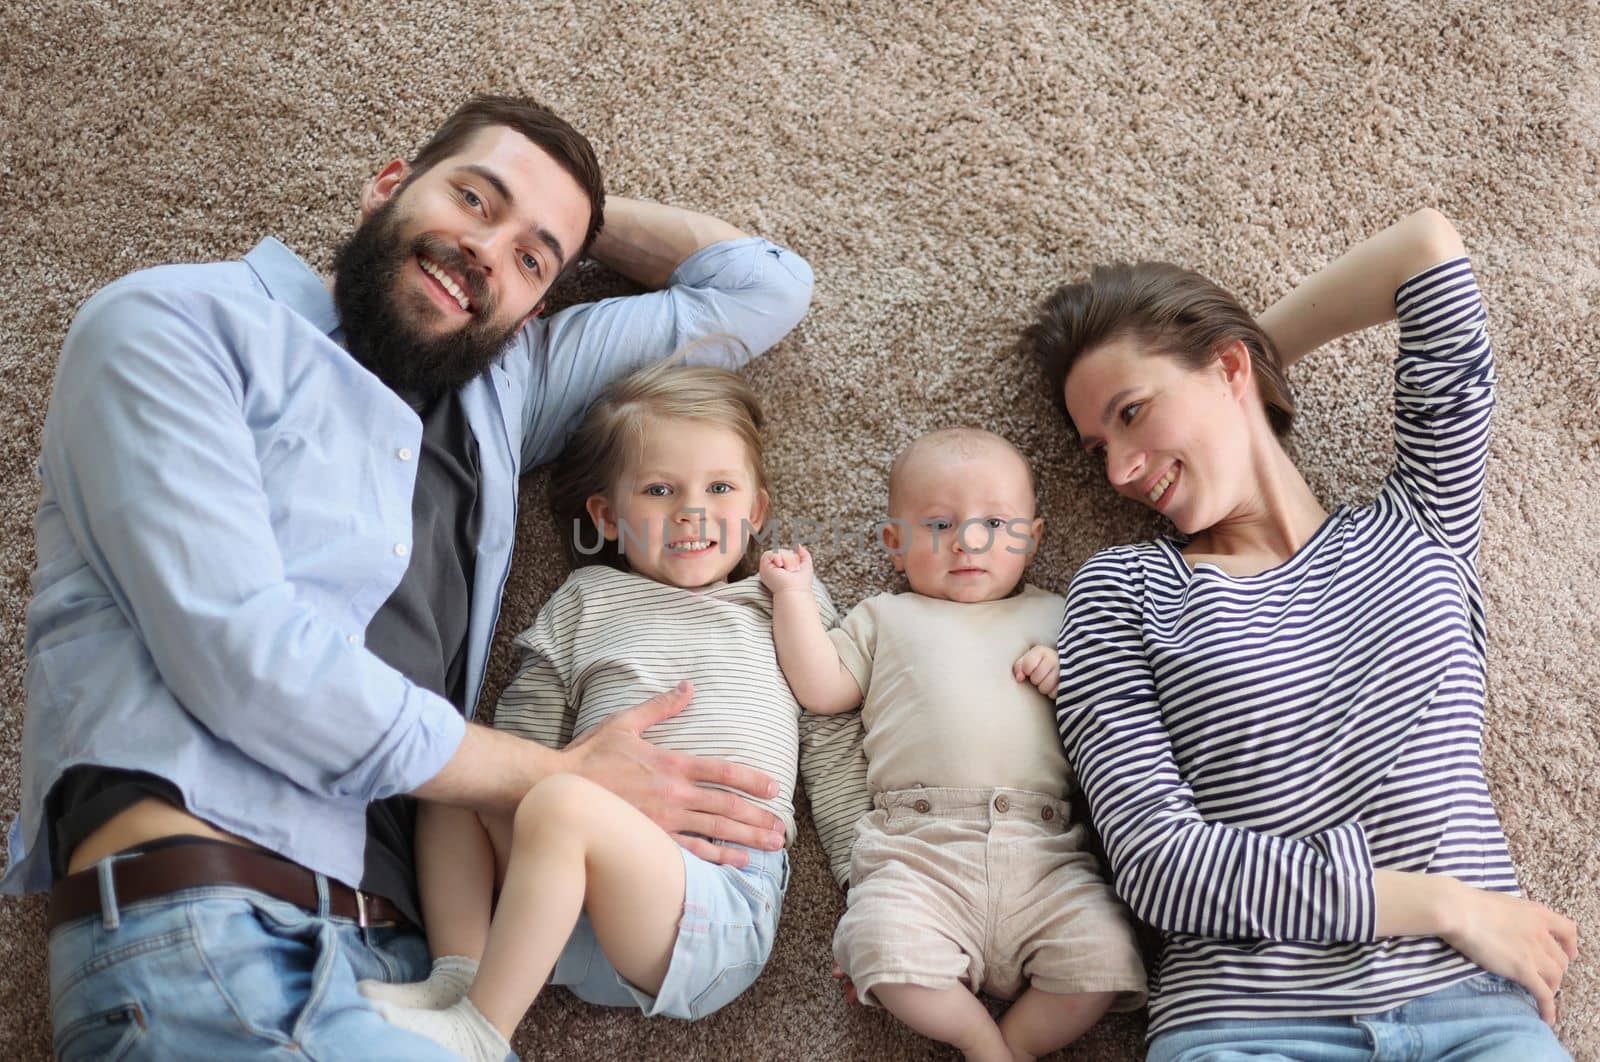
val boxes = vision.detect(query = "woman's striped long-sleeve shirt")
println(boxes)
[1055,258,1514,1036]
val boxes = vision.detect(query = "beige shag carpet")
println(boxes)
[2,1,1597,1058]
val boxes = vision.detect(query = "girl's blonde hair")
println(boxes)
[549,356,768,579]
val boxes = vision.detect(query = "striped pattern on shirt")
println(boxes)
[494,565,870,885]
[1056,258,1511,1036]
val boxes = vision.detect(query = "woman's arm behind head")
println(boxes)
[1257,208,1467,369]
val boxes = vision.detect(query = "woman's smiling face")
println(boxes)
[1064,334,1255,536]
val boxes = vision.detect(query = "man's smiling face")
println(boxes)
[332,125,592,396]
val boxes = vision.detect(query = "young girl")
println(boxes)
[359,361,856,1060]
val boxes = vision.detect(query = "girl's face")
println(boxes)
[1063,335,1255,536]
[585,418,769,590]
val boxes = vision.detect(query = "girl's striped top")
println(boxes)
[494,565,871,885]
[1056,258,1512,1036]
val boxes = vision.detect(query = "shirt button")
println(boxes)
[913,800,931,814]
[1041,805,1055,822]
[993,794,1010,814]
[346,634,360,647]
[396,447,413,461]
[393,543,408,557]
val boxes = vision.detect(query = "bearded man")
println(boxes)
[4,94,812,1059]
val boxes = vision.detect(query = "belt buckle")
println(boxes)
[355,889,369,929]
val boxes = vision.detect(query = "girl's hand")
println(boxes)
[760,544,815,594]
[1438,880,1579,1025]
[1013,644,1060,698]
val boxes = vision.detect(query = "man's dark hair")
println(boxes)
[411,94,606,262]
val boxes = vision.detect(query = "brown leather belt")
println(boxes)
[47,841,409,932]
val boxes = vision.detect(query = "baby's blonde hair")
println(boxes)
[549,356,767,578]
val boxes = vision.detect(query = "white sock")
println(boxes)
[358,955,479,1009]
[372,995,512,1062]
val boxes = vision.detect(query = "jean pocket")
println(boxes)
[48,911,197,1056]
[1463,971,1541,1013]
[53,1002,145,1062]
[774,850,792,894]
[723,862,778,915]
[686,959,765,1020]
[187,896,332,1044]
[1466,972,1529,995]
[746,851,789,902]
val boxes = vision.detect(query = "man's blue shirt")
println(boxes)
[4,234,812,892]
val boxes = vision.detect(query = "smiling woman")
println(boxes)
[1022,209,1577,1059]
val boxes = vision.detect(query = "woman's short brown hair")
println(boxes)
[1021,262,1296,439]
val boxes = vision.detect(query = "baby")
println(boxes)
[760,427,1146,1062]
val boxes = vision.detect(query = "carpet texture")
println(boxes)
[2,1,1597,1058]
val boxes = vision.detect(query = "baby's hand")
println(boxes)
[1013,644,1059,699]
[830,962,861,1006]
[760,545,815,594]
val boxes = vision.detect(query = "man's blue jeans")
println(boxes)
[1147,973,1570,1062]
[48,875,462,1061]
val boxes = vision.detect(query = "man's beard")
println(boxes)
[332,195,521,398]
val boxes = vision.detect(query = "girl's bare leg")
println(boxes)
[370,775,687,1058]
[469,773,687,1036]
[419,802,498,959]
[998,988,1116,1062]
[357,802,494,1009]
[872,982,1011,1062]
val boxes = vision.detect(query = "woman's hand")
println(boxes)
[1377,870,1578,1024]
[1437,879,1579,1025]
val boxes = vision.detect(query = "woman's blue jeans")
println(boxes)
[1147,973,1570,1062]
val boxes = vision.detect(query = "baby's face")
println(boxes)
[886,448,1042,603]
